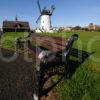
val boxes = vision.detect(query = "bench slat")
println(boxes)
[33,36,67,46]
[32,34,67,52]
[32,38,66,52]
[33,34,67,42]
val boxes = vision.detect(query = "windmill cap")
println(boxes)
[42,10,52,15]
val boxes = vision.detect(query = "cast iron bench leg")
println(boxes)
[33,63,45,100]
[33,64,41,100]
[64,55,70,79]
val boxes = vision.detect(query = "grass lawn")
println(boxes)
[1,32,28,49]
[1,32,100,100]
[43,32,100,100]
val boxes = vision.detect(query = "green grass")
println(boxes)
[1,32,100,100]
[1,32,28,49]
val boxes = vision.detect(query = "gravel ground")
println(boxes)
[0,48,59,100]
[0,48,34,100]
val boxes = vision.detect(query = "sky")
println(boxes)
[0,0,100,28]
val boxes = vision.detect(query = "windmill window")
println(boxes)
[42,26,44,30]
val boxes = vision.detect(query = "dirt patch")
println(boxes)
[41,79,59,100]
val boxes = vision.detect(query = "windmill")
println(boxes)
[36,0,55,33]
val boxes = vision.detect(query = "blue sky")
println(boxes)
[0,0,100,28]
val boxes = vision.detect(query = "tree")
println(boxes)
[73,26,82,30]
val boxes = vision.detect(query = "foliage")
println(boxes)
[72,26,82,30]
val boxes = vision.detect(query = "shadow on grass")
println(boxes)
[41,48,94,97]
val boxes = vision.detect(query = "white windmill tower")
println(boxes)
[36,0,55,33]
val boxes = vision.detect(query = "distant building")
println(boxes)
[88,23,96,31]
[2,17,30,33]
[64,27,72,31]
[88,23,100,31]
[95,25,100,31]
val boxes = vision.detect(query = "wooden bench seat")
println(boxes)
[32,34,68,53]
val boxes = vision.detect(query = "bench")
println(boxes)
[29,34,78,99]
[27,33,79,100]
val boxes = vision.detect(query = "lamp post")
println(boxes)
[0,28,1,37]
[15,16,19,35]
